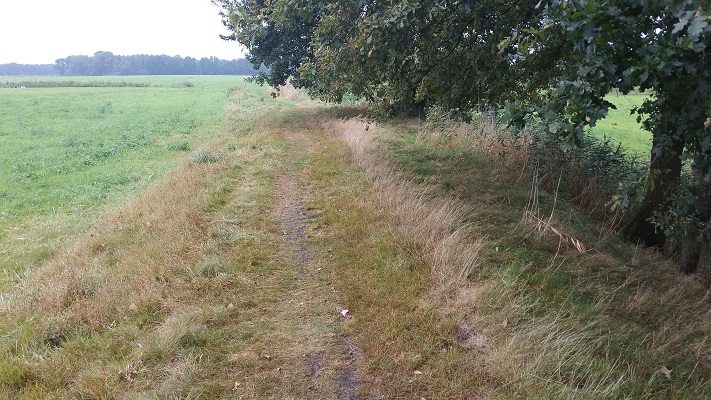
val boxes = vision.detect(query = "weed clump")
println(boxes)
[193,150,223,164]
[172,81,194,88]
[167,142,191,152]
[40,324,71,348]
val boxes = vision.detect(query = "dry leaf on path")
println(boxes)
[660,366,672,379]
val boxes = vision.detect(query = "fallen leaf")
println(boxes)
[570,237,587,253]
[227,303,234,309]
[661,366,672,379]
[232,381,241,390]
[502,319,508,327]
[413,370,423,375]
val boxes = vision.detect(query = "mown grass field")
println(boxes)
[0,76,267,286]
[0,76,248,218]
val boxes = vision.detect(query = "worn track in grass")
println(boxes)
[268,117,364,399]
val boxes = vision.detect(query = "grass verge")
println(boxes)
[0,88,305,398]
[344,113,711,398]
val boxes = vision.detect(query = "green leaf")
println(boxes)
[688,16,708,39]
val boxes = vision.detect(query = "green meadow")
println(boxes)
[0,76,266,281]
[591,93,652,156]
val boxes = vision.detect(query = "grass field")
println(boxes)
[0,76,266,286]
[0,76,249,218]
[591,93,652,156]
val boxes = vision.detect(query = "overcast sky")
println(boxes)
[0,0,245,64]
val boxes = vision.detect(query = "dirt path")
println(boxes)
[266,117,364,399]
[1,104,470,399]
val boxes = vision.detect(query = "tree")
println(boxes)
[214,0,551,115]
[53,53,261,76]
[92,51,115,76]
[213,0,326,90]
[512,0,711,278]
[214,0,711,280]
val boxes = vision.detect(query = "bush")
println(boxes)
[11,81,150,88]
[523,130,647,219]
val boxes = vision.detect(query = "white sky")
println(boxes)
[0,0,245,64]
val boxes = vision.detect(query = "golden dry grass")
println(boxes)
[322,118,483,295]
[353,113,711,398]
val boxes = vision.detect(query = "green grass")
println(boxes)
[591,93,652,156]
[0,75,265,283]
[0,76,250,218]
[0,82,299,399]
[1,80,708,398]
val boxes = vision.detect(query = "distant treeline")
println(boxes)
[1,51,265,76]
[0,63,55,76]
[8,80,153,88]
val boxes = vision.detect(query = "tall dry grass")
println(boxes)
[2,156,229,328]
[274,81,315,103]
[321,117,482,296]
[321,112,711,397]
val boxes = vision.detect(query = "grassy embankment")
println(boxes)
[355,114,710,398]
[0,78,709,398]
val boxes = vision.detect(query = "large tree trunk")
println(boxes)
[695,222,711,285]
[680,168,711,274]
[694,160,711,283]
[680,235,701,274]
[622,137,685,247]
[681,170,711,284]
